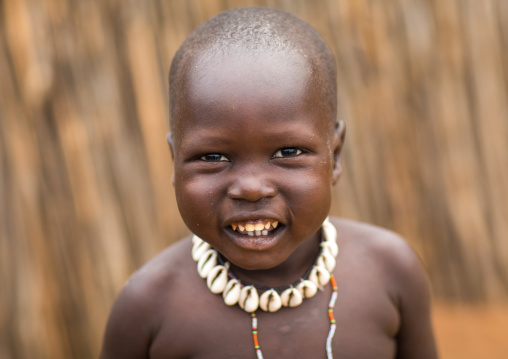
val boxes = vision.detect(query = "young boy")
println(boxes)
[100,7,437,359]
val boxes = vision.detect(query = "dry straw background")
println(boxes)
[1,0,507,358]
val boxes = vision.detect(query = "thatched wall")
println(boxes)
[1,0,507,357]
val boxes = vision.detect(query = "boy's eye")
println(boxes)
[272,148,303,158]
[200,153,229,162]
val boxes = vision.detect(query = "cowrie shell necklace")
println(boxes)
[191,217,339,313]
[192,218,339,358]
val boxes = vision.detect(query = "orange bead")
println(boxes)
[328,311,335,322]
[330,275,337,289]
[253,333,259,347]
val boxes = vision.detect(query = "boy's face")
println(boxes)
[170,52,343,270]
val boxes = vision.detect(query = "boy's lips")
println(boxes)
[225,218,285,251]
[230,218,279,237]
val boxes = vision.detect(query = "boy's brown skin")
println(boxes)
[100,47,437,358]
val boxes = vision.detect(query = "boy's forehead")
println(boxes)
[186,52,313,106]
[168,8,337,134]
[171,51,332,135]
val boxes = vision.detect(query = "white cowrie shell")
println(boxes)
[322,221,337,243]
[309,265,330,287]
[280,287,303,307]
[317,250,336,273]
[296,280,318,299]
[239,286,259,313]
[321,240,339,258]
[192,240,211,261]
[259,289,282,312]
[191,235,203,250]
[197,249,217,278]
[223,279,241,306]
[206,264,229,294]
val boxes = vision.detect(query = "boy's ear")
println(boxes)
[167,132,175,160]
[167,132,175,186]
[332,120,346,185]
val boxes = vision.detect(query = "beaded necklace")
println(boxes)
[250,274,338,359]
[191,218,339,358]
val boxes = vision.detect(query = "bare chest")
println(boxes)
[149,278,399,359]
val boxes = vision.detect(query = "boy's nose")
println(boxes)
[227,175,277,202]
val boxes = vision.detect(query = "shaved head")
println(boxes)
[169,7,337,131]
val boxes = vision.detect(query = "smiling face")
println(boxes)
[170,51,343,271]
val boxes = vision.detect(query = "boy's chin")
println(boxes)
[226,255,288,272]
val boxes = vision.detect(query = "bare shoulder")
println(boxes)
[123,236,194,298]
[99,237,195,359]
[332,217,427,297]
[330,217,438,359]
[331,216,417,259]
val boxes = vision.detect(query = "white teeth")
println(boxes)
[231,219,281,236]
[244,230,269,237]
[254,223,265,231]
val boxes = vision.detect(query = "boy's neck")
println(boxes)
[227,231,322,288]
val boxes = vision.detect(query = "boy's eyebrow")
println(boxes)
[178,126,324,150]
[179,132,234,147]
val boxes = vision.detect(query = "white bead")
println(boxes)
[317,250,336,273]
[223,279,241,306]
[280,287,303,307]
[296,279,318,298]
[309,265,330,287]
[197,249,217,278]
[259,289,282,312]
[239,285,259,313]
[206,265,228,294]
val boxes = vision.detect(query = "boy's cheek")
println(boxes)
[175,176,220,205]
[285,174,332,210]
[174,181,219,237]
